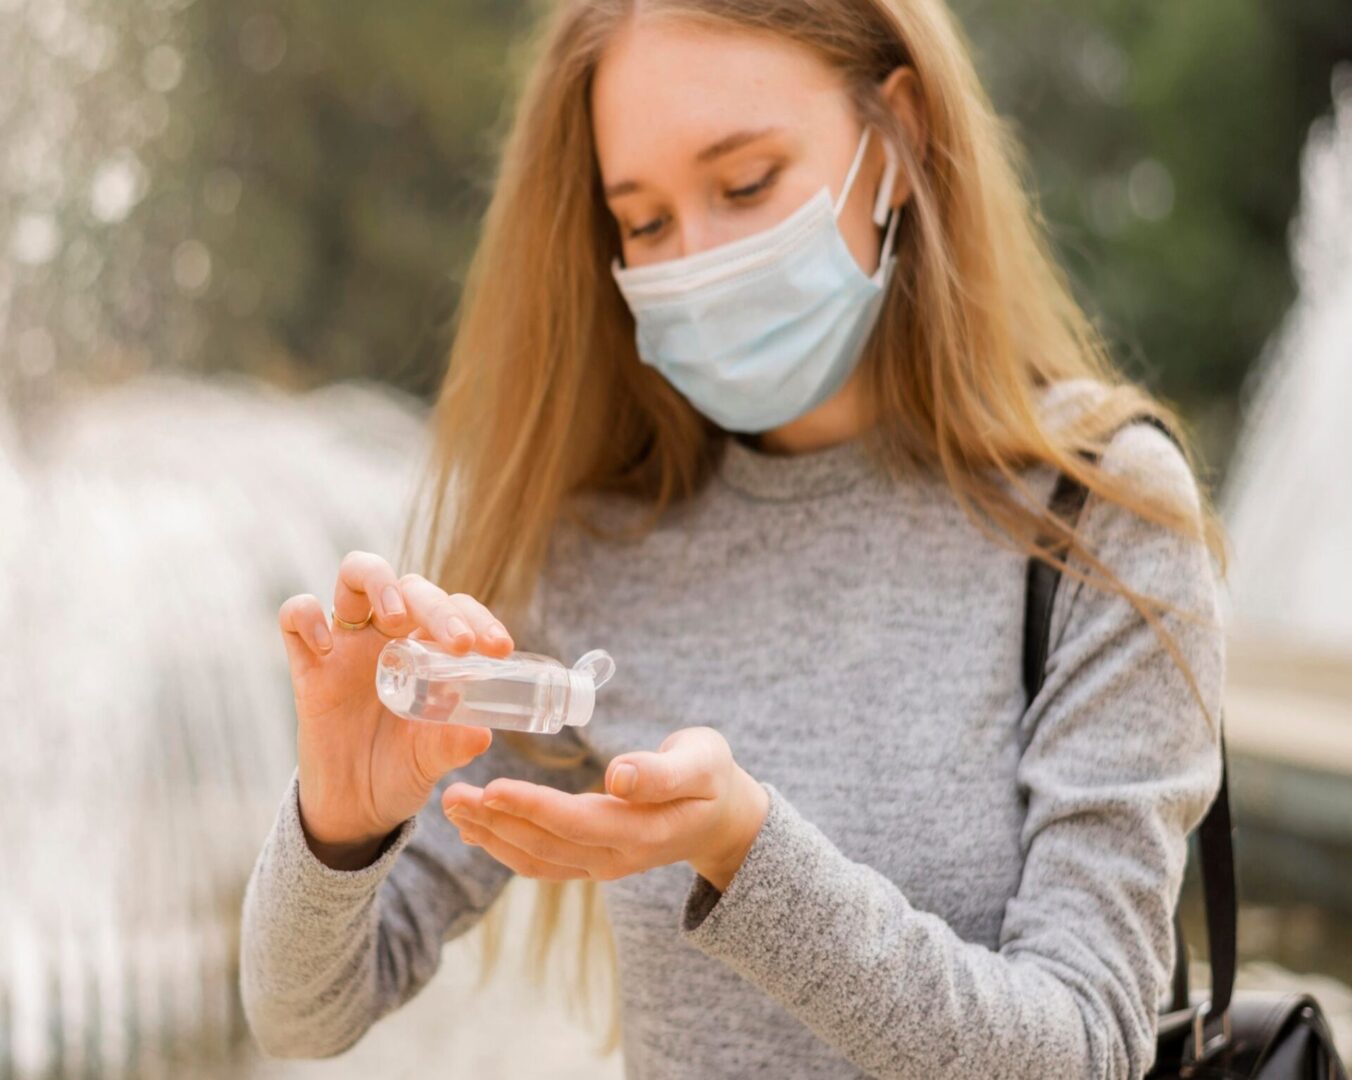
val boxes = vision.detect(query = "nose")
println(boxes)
[671,211,730,261]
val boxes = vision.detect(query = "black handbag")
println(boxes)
[1022,412,1349,1080]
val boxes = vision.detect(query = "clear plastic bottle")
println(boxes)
[374,637,616,734]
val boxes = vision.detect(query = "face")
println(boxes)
[591,16,922,451]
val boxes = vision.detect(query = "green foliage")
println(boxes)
[952,0,1351,469]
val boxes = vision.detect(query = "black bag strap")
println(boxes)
[1020,413,1236,1022]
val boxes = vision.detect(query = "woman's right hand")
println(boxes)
[277,551,513,870]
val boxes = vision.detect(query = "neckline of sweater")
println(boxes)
[716,431,877,501]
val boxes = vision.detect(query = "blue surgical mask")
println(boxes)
[610,125,901,433]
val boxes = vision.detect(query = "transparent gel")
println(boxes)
[375,637,615,734]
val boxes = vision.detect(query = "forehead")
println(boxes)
[590,17,844,172]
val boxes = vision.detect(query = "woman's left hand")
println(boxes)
[440,725,770,892]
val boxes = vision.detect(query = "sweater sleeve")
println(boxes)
[239,705,604,1059]
[677,421,1226,1080]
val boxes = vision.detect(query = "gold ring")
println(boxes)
[332,606,374,631]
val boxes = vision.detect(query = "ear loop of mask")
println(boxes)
[847,129,902,274]
[874,136,902,267]
[832,126,874,219]
[832,127,903,267]
[873,138,900,227]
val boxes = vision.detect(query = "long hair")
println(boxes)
[397,0,1230,1056]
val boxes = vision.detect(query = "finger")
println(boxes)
[334,550,411,637]
[604,726,728,803]
[278,593,334,663]
[441,781,486,812]
[407,715,494,786]
[398,574,514,658]
[445,590,514,655]
[395,573,473,651]
[448,803,624,876]
[456,779,670,848]
[453,821,590,881]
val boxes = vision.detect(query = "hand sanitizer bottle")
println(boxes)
[374,638,616,734]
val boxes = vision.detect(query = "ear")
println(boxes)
[876,66,927,214]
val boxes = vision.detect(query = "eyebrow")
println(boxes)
[602,125,785,199]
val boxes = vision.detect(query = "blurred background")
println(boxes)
[1,0,1349,1076]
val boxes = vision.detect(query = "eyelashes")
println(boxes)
[627,218,662,239]
[727,164,781,200]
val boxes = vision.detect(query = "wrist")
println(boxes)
[302,823,393,871]
[307,833,389,871]
[692,767,769,893]
[297,798,395,872]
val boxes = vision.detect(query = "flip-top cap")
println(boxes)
[564,668,596,728]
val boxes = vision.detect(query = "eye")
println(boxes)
[625,215,665,240]
[727,165,781,200]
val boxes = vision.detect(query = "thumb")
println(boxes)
[409,712,493,785]
[605,726,726,803]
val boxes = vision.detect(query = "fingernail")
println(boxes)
[382,586,405,617]
[611,764,637,796]
[483,797,505,810]
[315,623,332,651]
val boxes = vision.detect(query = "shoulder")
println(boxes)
[1098,419,1204,523]
[1035,377,1205,522]
[1039,388,1221,659]
[1070,417,1213,602]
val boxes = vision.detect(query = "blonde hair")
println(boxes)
[398,0,1229,1057]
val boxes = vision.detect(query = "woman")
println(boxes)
[241,1,1227,1077]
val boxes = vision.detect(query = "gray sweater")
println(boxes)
[239,379,1225,1079]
